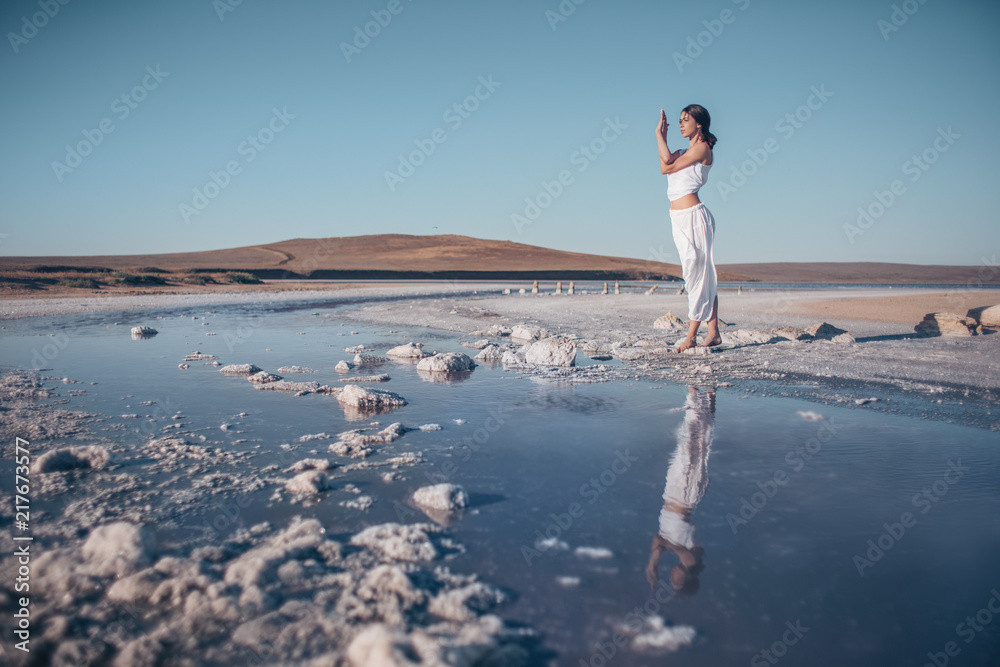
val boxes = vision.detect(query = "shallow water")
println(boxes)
[2,299,999,665]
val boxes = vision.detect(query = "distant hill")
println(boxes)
[0,234,741,281]
[0,234,992,284]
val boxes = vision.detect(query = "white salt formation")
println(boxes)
[413,483,469,512]
[31,445,110,473]
[385,342,430,358]
[247,370,282,384]
[218,363,263,375]
[510,324,549,341]
[130,326,157,336]
[653,312,685,330]
[354,352,389,365]
[285,470,331,497]
[336,384,407,409]
[523,337,577,367]
[415,352,477,372]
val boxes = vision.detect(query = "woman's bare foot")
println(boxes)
[698,332,722,347]
[675,335,698,353]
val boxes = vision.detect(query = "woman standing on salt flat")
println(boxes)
[656,105,720,353]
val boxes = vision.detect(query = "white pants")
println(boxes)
[669,202,717,322]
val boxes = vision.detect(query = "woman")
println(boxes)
[656,105,720,353]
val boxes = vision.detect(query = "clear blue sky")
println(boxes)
[1,0,998,265]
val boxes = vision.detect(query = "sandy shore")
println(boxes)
[3,283,998,429]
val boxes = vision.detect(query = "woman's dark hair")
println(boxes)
[683,104,717,149]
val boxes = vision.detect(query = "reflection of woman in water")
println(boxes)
[647,386,715,596]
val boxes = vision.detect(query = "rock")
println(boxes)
[339,374,391,383]
[253,380,323,393]
[805,322,849,339]
[335,360,354,372]
[32,446,110,473]
[500,349,526,367]
[219,364,263,375]
[771,326,812,341]
[510,324,549,341]
[968,305,1000,327]
[247,371,282,384]
[721,329,776,345]
[337,384,407,409]
[523,337,577,367]
[330,423,408,458]
[653,313,685,330]
[460,339,492,350]
[82,523,156,577]
[130,326,157,337]
[344,345,366,354]
[354,353,389,365]
[285,471,331,497]
[831,332,856,344]
[416,352,477,373]
[413,484,469,512]
[914,312,977,337]
[349,522,441,562]
[474,344,506,363]
[468,324,512,338]
[183,352,216,360]
[385,342,429,359]
[276,365,317,373]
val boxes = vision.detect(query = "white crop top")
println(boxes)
[666,149,712,202]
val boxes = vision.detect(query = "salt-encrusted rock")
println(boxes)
[330,422,408,458]
[460,339,492,350]
[130,326,157,337]
[771,326,812,341]
[275,365,317,373]
[428,582,506,622]
[805,322,849,339]
[385,342,429,359]
[416,352,477,373]
[475,344,506,363]
[253,380,322,393]
[247,371,282,384]
[413,483,469,512]
[335,360,354,372]
[183,351,216,361]
[501,349,527,367]
[340,374,391,383]
[722,329,777,345]
[344,345,366,354]
[653,312,685,330]
[631,616,697,652]
[336,384,407,409]
[288,458,333,472]
[31,445,110,473]
[354,353,389,365]
[968,304,1000,327]
[523,337,577,367]
[510,324,549,341]
[915,312,977,337]
[349,522,440,562]
[284,471,331,497]
[468,324,512,338]
[831,332,856,344]
[82,522,156,577]
[219,364,263,376]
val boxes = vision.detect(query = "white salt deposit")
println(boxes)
[31,445,110,473]
[81,522,156,577]
[797,410,827,421]
[412,483,469,511]
[415,352,477,373]
[354,353,389,365]
[510,324,549,341]
[349,522,441,562]
[340,374,391,383]
[247,370,282,384]
[218,363,263,375]
[337,384,407,410]
[574,546,613,559]
[285,470,331,497]
[418,423,442,431]
[630,616,697,652]
[523,337,577,367]
[385,342,429,358]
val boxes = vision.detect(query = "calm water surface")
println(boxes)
[2,299,999,666]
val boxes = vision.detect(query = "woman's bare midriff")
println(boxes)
[670,193,701,210]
